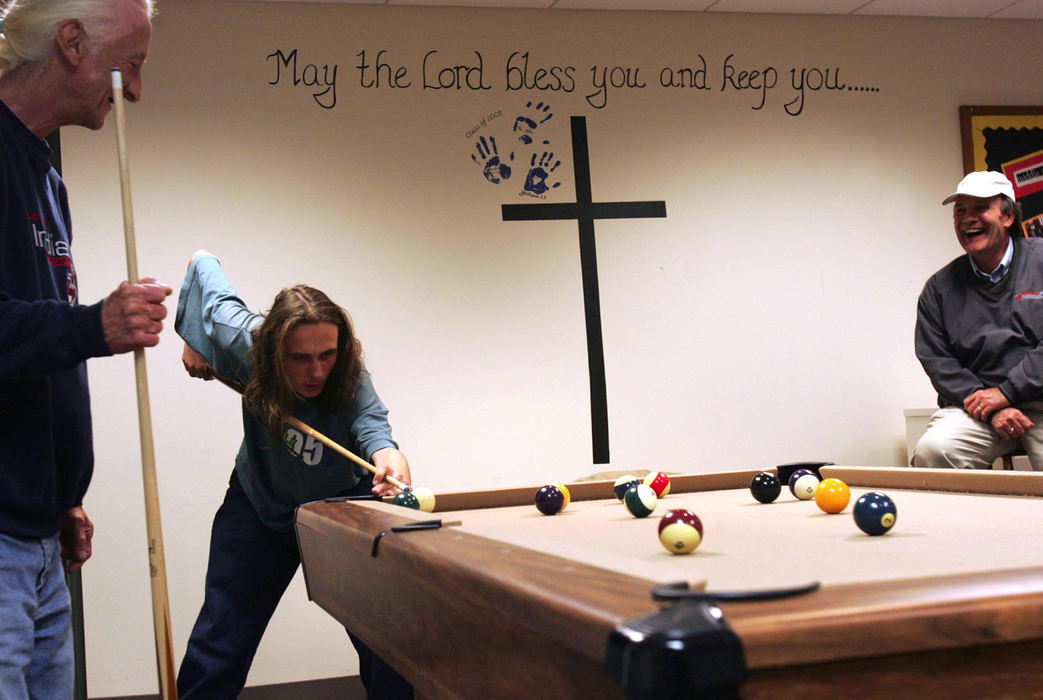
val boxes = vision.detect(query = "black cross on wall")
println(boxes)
[502,116,667,464]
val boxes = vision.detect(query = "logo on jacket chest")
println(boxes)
[30,214,76,303]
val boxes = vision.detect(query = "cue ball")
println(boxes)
[814,478,850,514]
[613,475,640,500]
[534,484,565,515]
[411,487,436,513]
[658,509,703,554]
[623,483,658,518]
[391,492,420,510]
[853,492,897,535]
[750,472,782,503]
[643,471,672,498]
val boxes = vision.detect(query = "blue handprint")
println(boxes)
[523,152,561,196]
[471,136,513,184]
[513,101,553,145]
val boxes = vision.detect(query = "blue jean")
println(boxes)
[0,532,74,700]
[178,471,412,699]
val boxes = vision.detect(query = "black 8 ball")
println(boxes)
[750,471,782,504]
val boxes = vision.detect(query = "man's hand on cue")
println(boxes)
[102,277,173,353]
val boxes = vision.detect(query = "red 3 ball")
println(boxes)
[643,471,672,498]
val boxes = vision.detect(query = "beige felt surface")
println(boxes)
[374,483,1042,593]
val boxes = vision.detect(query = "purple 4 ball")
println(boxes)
[534,484,565,515]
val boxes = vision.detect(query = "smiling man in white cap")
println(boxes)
[912,170,1043,470]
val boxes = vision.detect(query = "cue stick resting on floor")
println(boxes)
[111,67,178,700]
[210,373,411,493]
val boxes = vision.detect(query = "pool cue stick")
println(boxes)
[210,373,410,492]
[111,68,178,700]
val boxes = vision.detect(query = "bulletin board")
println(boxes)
[959,105,1043,235]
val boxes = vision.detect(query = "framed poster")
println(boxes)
[959,106,1043,236]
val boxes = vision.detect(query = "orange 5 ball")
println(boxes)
[814,478,851,514]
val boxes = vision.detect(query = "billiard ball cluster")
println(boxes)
[611,471,672,518]
[617,473,705,555]
[540,471,699,552]
[748,470,896,535]
[537,474,677,518]
[391,486,436,513]
[534,483,571,515]
[516,467,898,562]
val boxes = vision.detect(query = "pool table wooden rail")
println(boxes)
[296,494,672,698]
[296,467,1043,699]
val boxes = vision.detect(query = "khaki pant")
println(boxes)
[911,403,1043,470]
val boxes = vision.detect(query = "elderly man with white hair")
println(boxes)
[0,1,170,696]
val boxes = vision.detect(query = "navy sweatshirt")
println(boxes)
[0,99,112,538]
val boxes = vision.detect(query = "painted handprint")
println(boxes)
[471,136,513,184]
[523,152,561,196]
[513,101,553,145]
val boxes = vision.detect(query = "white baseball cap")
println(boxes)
[942,171,1016,205]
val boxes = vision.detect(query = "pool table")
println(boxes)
[295,466,1043,699]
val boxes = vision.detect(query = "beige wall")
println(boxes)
[60,1,1043,695]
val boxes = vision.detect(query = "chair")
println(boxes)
[999,446,1026,471]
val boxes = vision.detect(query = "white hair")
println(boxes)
[0,0,155,75]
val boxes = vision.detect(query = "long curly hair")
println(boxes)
[244,285,363,438]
